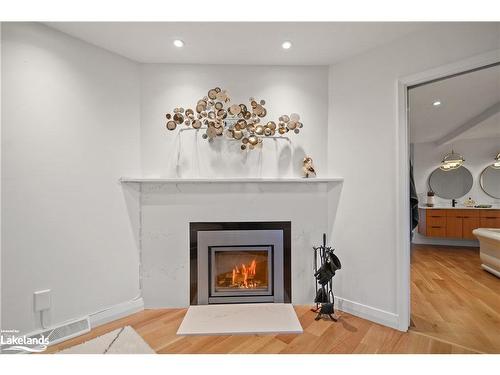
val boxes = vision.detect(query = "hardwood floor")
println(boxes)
[410,244,500,354]
[45,306,477,354]
[44,244,499,354]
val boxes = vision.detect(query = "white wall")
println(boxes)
[1,23,141,334]
[140,64,328,178]
[328,23,500,328]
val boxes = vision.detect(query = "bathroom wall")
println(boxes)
[328,22,500,329]
[413,137,500,206]
[140,64,328,178]
[1,23,142,334]
[412,136,500,246]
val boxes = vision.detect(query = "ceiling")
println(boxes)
[457,111,500,141]
[44,22,426,65]
[409,64,500,144]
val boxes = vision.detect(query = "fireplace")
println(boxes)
[190,222,291,305]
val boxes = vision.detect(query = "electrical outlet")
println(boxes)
[34,289,51,312]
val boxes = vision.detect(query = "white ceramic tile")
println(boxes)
[176,303,303,336]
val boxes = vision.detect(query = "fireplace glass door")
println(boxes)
[209,246,273,299]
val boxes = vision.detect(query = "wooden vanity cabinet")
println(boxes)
[418,208,499,239]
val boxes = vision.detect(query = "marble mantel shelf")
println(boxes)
[119,177,344,183]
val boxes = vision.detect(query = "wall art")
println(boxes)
[165,87,303,151]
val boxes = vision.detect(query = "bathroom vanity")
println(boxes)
[418,207,500,239]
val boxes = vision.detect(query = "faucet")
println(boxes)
[452,199,457,207]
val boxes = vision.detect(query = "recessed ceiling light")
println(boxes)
[432,101,441,106]
[281,41,292,50]
[173,39,184,48]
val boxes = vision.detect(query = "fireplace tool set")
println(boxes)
[312,233,341,321]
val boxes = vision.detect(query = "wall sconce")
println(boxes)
[439,150,465,171]
[492,152,500,169]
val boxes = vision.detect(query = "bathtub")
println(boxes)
[473,228,500,278]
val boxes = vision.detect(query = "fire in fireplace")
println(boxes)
[209,246,273,299]
[214,250,269,291]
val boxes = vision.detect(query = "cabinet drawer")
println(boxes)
[427,216,446,227]
[426,210,446,219]
[479,210,500,219]
[480,217,500,229]
[427,226,446,238]
[446,209,479,218]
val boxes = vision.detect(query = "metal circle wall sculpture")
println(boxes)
[164,87,303,150]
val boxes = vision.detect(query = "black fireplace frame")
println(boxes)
[189,221,292,305]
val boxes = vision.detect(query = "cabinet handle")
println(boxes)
[431,226,442,228]
[430,216,442,218]
[484,217,497,219]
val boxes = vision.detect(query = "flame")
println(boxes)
[232,259,257,288]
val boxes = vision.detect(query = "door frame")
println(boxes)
[395,49,500,331]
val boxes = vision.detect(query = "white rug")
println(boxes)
[59,326,155,354]
[177,303,303,336]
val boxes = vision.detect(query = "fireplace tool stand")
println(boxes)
[311,233,341,321]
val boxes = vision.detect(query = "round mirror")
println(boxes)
[480,165,500,199]
[428,166,473,199]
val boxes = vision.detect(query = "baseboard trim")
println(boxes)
[334,296,400,330]
[89,297,144,328]
[18,297,144,349]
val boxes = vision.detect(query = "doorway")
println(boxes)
[401,57,500,353]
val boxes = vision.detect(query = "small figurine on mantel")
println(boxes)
[302,156,316,178]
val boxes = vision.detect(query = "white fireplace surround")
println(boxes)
[134,180,342,309]
[197,230,284,304]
